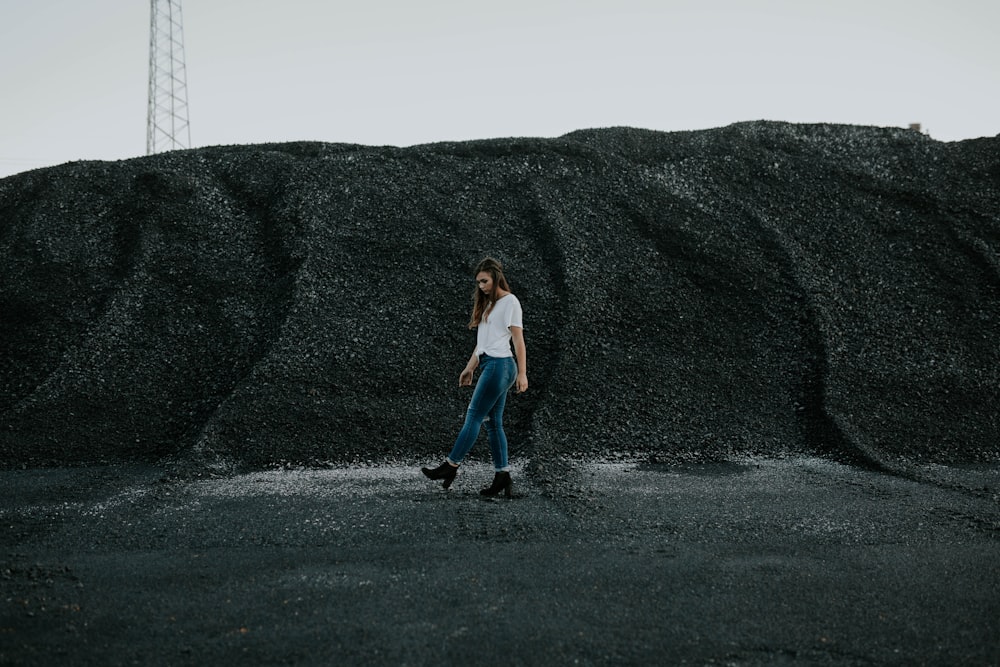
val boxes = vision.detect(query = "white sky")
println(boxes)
[2,0,998,179]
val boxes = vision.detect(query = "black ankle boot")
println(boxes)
[421,461,458,489]
[480,471,513,498]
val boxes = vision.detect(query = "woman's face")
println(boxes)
[475,271,494,295]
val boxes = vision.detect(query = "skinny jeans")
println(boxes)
[447,355,516,471]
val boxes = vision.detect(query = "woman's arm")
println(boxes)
[459,348,479,387]
[510,326,528,393]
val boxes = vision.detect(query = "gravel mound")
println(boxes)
[1,122,997,470]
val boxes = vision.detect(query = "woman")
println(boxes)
[421,257,528,497]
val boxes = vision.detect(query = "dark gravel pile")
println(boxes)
[1,122,998,470]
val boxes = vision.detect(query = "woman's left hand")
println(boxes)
[515,373,528,393]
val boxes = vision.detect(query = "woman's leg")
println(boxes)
[446,359,512,465]
[484,358,517,471]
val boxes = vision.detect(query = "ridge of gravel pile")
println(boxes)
[1,121,998,471]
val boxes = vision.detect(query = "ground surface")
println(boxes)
[2,457,998,666]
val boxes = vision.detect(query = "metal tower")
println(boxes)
[146,0,191,155]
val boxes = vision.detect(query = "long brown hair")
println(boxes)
[468,257,511,329]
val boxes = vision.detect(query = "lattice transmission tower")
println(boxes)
[146,0,191,155]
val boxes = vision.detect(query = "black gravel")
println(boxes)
[1,122,998,472]
[1,459,998,665]
[2,122,1000,663]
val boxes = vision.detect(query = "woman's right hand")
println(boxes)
[459,367,475,387]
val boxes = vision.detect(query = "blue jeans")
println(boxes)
[447,355,517,471]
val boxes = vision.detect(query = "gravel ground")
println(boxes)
[2,458,998,666]
[2,122,998,663]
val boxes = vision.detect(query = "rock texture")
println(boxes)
[1,122,998,470]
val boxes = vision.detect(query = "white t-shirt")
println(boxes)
[475,294,523,358]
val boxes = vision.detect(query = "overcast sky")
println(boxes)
[2,0,997,179]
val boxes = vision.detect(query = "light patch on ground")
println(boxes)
[188,461,525,499]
